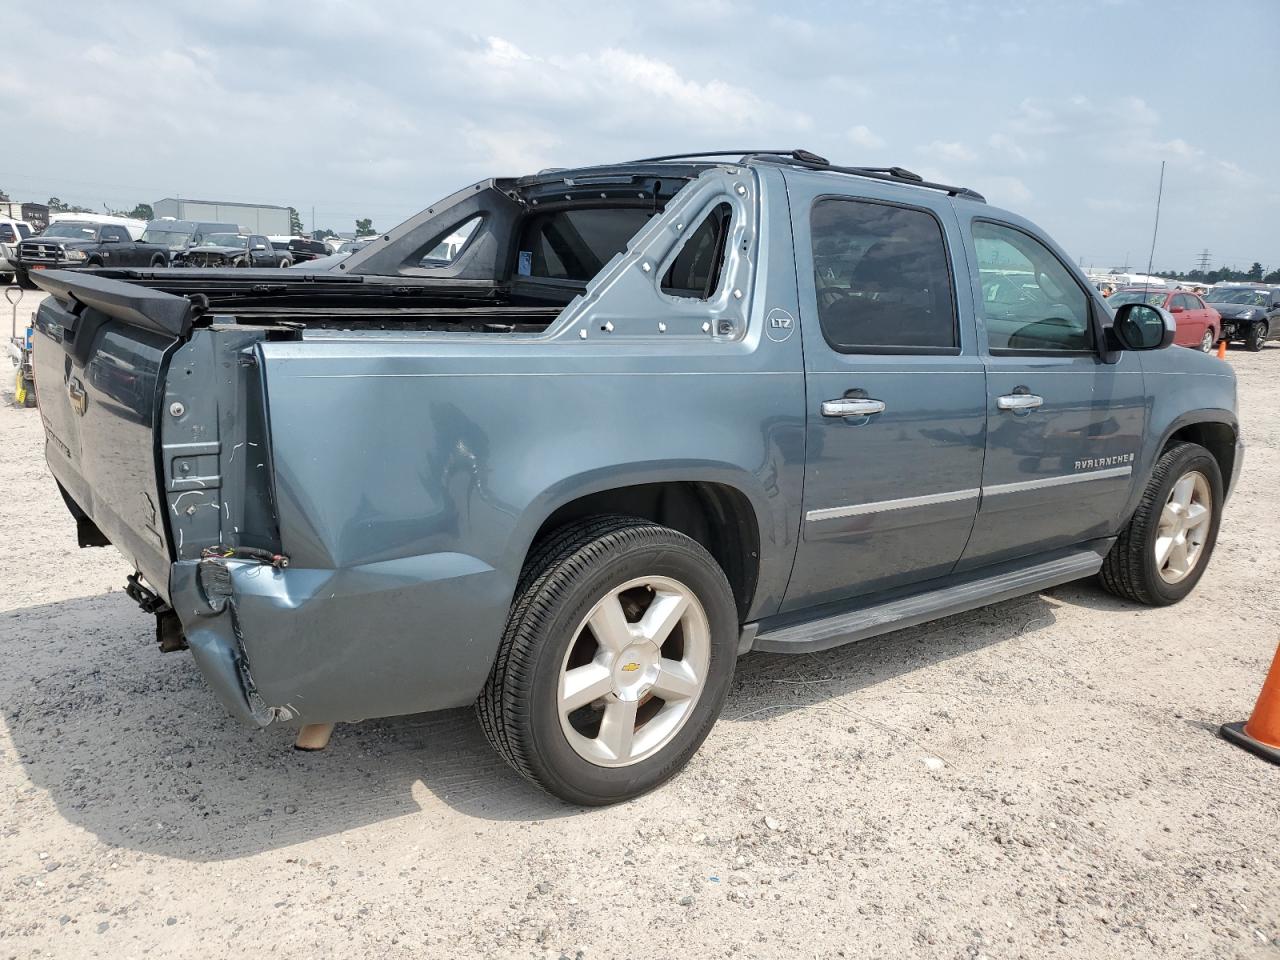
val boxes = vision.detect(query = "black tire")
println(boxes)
[21,378,36,408]
[1099,442,1223,606]
[477,516,738,805]
[1245,322,1266,352]
[86,258,103,268]
[150,255,166,268]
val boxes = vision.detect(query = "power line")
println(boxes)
[1195,249,1212,273]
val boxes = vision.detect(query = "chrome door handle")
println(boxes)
[997,393,1043,411]
[822,397,886,418]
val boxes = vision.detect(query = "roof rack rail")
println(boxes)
[628,148,985,202]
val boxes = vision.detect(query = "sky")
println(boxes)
[2,0,1276,273]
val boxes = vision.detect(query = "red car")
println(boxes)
[1107,287,1220,352]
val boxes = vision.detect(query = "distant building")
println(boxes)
[152,198,292,236]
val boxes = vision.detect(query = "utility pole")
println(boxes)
[311,206,315,238]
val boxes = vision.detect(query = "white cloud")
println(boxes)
[846,125,885,150]
[921,140,977,164]
[972,176,1032,205]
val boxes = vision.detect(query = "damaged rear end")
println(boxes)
[32,270,295,726]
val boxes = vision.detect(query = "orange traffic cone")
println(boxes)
[1221,642,1280,765]
[1216,338,1227,360]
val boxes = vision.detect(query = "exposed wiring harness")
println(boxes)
[201,546,290,568]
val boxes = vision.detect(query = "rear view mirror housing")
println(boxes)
[1111,302,1175,351]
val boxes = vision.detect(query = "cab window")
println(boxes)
[973,221,1092,353]
[810,197,957,352]
[661,202,731,299]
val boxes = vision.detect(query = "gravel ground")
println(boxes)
[2,292,1278,959]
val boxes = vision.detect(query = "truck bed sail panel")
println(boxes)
[31,269,197,339]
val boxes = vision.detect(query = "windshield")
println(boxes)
[43,223,98,239]
[199,233,248,248]
[1206,288,1267,306]
[141,228,194,248]
[1108,290,1167,307]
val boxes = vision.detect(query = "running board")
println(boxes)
[749,545,1109,655]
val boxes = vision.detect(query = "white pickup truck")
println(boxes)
[0,217,34,283]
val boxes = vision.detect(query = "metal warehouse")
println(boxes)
[151,198,292,235]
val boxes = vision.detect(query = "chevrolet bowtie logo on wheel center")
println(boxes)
[620,662,640,672]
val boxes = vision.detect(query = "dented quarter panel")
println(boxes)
[201,164,808,722]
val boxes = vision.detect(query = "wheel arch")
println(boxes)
[1158,413,1238,495]
[526,478,764,623]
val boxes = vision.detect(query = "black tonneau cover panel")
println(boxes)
[33,269,196,339]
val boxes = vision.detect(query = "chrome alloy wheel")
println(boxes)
[1155,470,1212,584]
[557,576,710,768]
[1201,330,1215,352]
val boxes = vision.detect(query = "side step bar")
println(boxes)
[749,544,1110,655]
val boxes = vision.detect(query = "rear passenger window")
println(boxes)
[0,224,15,243]
[661,203,731,299]
[810,198,957,352]
[973,221,1092,353]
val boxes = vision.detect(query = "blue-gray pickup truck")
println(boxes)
[29,150,1242,804]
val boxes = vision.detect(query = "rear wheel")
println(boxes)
[1246,322,1266,352]
[477,516,738,805]
[150,255,166,268]
[1200,329,1215,353]
[1100,442,1223,606]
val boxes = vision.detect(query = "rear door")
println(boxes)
[1171,293,1201,346]
[782,174,986,611]
[957,216,1145,570]
[98,224,133,265]
[30,273,194,597]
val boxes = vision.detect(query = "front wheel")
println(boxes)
[1245,322,1266,352]
[477,516,738,805]
[1099,442,1223,606]
[1200,329,1216,353]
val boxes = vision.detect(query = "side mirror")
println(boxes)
[1112,302,1175,351]
[252,243,266,251]
[102,235,121,244]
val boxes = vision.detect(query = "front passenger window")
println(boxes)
[973,221,1092,353]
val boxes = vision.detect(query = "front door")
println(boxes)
[958,218,1146,570]
[782,182,986,612]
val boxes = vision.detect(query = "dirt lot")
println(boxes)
[2,291,1277,959]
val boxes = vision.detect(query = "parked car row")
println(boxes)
[1104,282,1280,353]
[5,213,332,287]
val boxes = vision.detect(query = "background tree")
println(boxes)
[355,217,375,237]
[312,228,337,241]
[47,197,94,214]
[1247,262,1264,282]
[128,203,154,221]
[289,206,305,236]
[0,186,9,202]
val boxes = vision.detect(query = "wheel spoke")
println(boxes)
[651,658,700,701]
[597,698,638,761]
[588,594,635,655]
[1155,534,1175,566]
[637,590,690,647]
[1183,501,1210,534]
[560,663,612,713]
[1171,475,1195,510]
[1166,537,1190,575]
